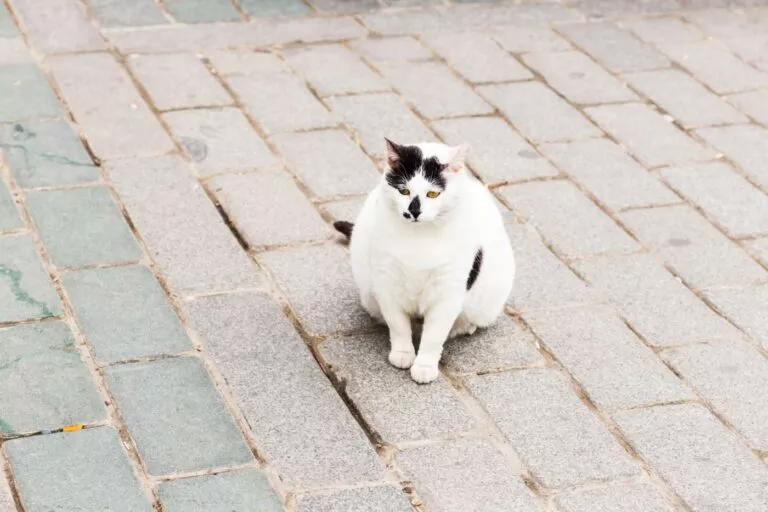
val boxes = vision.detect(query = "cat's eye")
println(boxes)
[399,188,411,196]
[426,191,441,199]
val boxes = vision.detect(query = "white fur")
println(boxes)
[348,142,515,383]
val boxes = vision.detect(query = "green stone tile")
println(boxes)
[25,187,141,268]
[5,427,152,512]
[1,121,98,188]
[105,357,253,476]
[164,0,241,23]
[62,266,192,364]
[0,3,17,38]
[0,64,62,122]
[308,0,378,12]
[0,322,106,437]
[0,235,60,323]
[239,0,311,17]
[158,470,283,512]
[88,0,168,27]
[0,179,22,231]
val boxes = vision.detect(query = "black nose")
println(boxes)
[408,196,421,219]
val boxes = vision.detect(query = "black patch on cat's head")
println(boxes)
[422,156,448,190]
[384,139,448,190]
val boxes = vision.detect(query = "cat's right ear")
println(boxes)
[385,138,401,168]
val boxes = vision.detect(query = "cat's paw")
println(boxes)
[410,362,439,384]
[389,349,415,369]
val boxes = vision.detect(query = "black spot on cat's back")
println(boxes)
[467,248,483,290]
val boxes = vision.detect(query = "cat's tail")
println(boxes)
[333,220,354,239]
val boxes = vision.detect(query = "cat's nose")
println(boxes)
[408,197,421,219]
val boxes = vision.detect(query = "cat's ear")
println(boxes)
[447,143,468,173]
[385,138,401,168]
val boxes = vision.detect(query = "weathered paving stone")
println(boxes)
[8,0,106,53]
[62,266,192,365]
[0,2,16,37]
[105,357,253,476]
[5,427,151,512]
[705,286,768,352]
[0,235,60,323]
[185,293,384,487]
[0,322,105,436]
[746,238,768,266]
[297,486,413,512]
[696,124,768,190]
[163,0,240,23]
[615,404,768,512]
[728,90,768,125]
[622,17,704,44]
[466,369,638,488]
[285,44,388,96]
[492,25,572,53]
[157,469,282,512]
[396,438,541,512]
[25,187,141,269]
[358,8,451,35]
[207,49,291,75]
[722,31,768,73]
[443,3,582,28]
[571,0,681,18]
[321,197,365,224]
[0,180,22,232]
[0,474,12,512]
[349,36,432,62]
[0,37,32,65]
[108,156,260,296]
[88,0,167,27]
[554,483,673,512]
[479,82,601,144]
[432,117,558,184]
[309,0,378,13]
[239,0,312,18]
[0,64,62,122]
[684,8,768,38]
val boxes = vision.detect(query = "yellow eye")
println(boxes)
[399,188,410,196]
[426,191,441,199]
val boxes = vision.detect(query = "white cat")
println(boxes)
[334,139,515,384]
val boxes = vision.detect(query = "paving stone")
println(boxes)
[746,238,768,266]
[586,103,713,167]
[309,0,378,13]
[0,37,32,65]
[661,163,768,238]
[25,187,141,269]
[0,322,105,436]
[622,17,704,43]
[8,0,106,53]
[285,44,388,96]
[62,266,192,365]
[207,49,292,76]
[615,404,768,512]
[163,0,240,23]
[540,138,677,211]
[5,427,151,512]
[129,54,231,111]
[297,486,413,512]
[492,25,572,53]
[684,8,768,38]
[272,130,380,199]
[524,307,691,410]
[0,475,12,512]
[728,90,768,126]
[524,51,636,105]
[720,33,768,73]
[358,9,452,35]
[479,82,601,144]
[0,121,98,189]
[108,156,260,296]
[48,54,174,159]
[443,3,582,28]
[376,61,493,119]
[0,2,16,37]
[105,357,253,476]
[240,0,312,18]
[208,170,329,248]
[0,180,22,232]
[696,124,768,191]
[0,64,62,122]
[164,108,278,177]
[705,286,768,352]
[0,235,60,323]
[558,22,669,72]
[554,483,673,512]
[572,0,681,18]
[321,197,365,224]
[396,438,541,512]
[432,117,558,184]
[421,31,532,83]
[620,205,767,289]
[185,293,384,487]
[466,369,638,488]
[88,0,167,27]
[349,36,432,62]
[575,253,739,347]
[157,469,282,512]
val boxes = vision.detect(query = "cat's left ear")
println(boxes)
[447,143,468,173]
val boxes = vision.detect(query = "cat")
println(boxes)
[334,139,515,384]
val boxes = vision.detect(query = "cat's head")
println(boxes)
[383,139,468,224]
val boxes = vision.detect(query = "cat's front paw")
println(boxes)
[389,349,415,369]
[410,361,439,384]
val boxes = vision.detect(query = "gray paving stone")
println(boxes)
[163,0,240,23]
[728,90,768,126]
[572,0,681,18]
[209,170,329,248]
[164,108,278,177]
[619,205,767,289]
[157,469,282,512]
[105,357,253,476]
[25,187,141,269]
[285,44,388,96]
[62,266,192,364]
[349,36,432,62]
[0,2,16,37]
[107,156,260,296]
[0,179,22,232]
[575,253,739,347]
[0,37,32,65]
[586,103,713,167]
[0,475,12,512]
[554,483,673,512]
[48,54,174,159]
[396,438,541,512]
[622,17,704,43]
[207,49,292,76]
[309,0,377,13]
[0,64,62,122]
[185,293,384,488]
[696,124,768,190]
[0,322,105,436]
[5,427,151,512]
[443,3,582,28]
[684,8,768,38]
[661,163,768,238]
[746,237,768,266]
[0,235,60,323]
[297,486,413,512]
[432,117,558,184]
[272,130,380,199]
[8,0,106,53]
[240,0,312,18]
[88,0,167,27]
[479,82,601,144]
[614,404,768,512]
[705,286,768,352]
[540,138,677,211]
[466,369,638,488]
[492,25,572,53]
[720,33,768,73]
[358,9,454,35]
[321,197,365,224]
[376,61,493,119]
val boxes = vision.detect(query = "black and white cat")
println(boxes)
[335,139,515,384]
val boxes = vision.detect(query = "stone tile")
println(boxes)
[321,197,365,224]
[0,64,62,122]
[358,9,452,35]
[432,117,558,184]
[62,266,192,365]
[467,369,638,488]
[396,438,541,511]
[297,486,413,512]
[272,130,380,199]
[0,37,32,65]
[349,36,432,62]
[240,0,312,18]
[705,286,768,351]
[207,49,291,76]
[615,404,768,512]
[728,90,768,126]
[622,17,704,44]
[0,2,16,37]
[572,0,681,19]
[0,475,12,512]
[105,357,253,476]
[0,179,22,232]
[575,253,739,347]
[586,103,713,167]
[0,322,105,436]
[48,54,174,159]
[163,0,240,23]
[0,235,60,323]
[620,205,767,289]
[696,124,768,190]
[25,187,141,268]
[492,25,572,53]
[309,0,378,13]
[720,33,768,73]
[479,82,601,144]
[684,8,768,38]
[8,0,106,53]
[88,0,167,27]
[746,238,768,266]
[185,293,384,488]
[107,156,260,296]
[443,3,582,28]
[157,469,282,512]
[5,427,151,512]
[164,108,278,177]
[554,483,673,512]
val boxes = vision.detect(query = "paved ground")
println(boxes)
[1,0,768,510]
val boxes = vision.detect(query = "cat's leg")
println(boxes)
[449,313,477,339]
[411,300,462,383]
[378,296,415,369]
